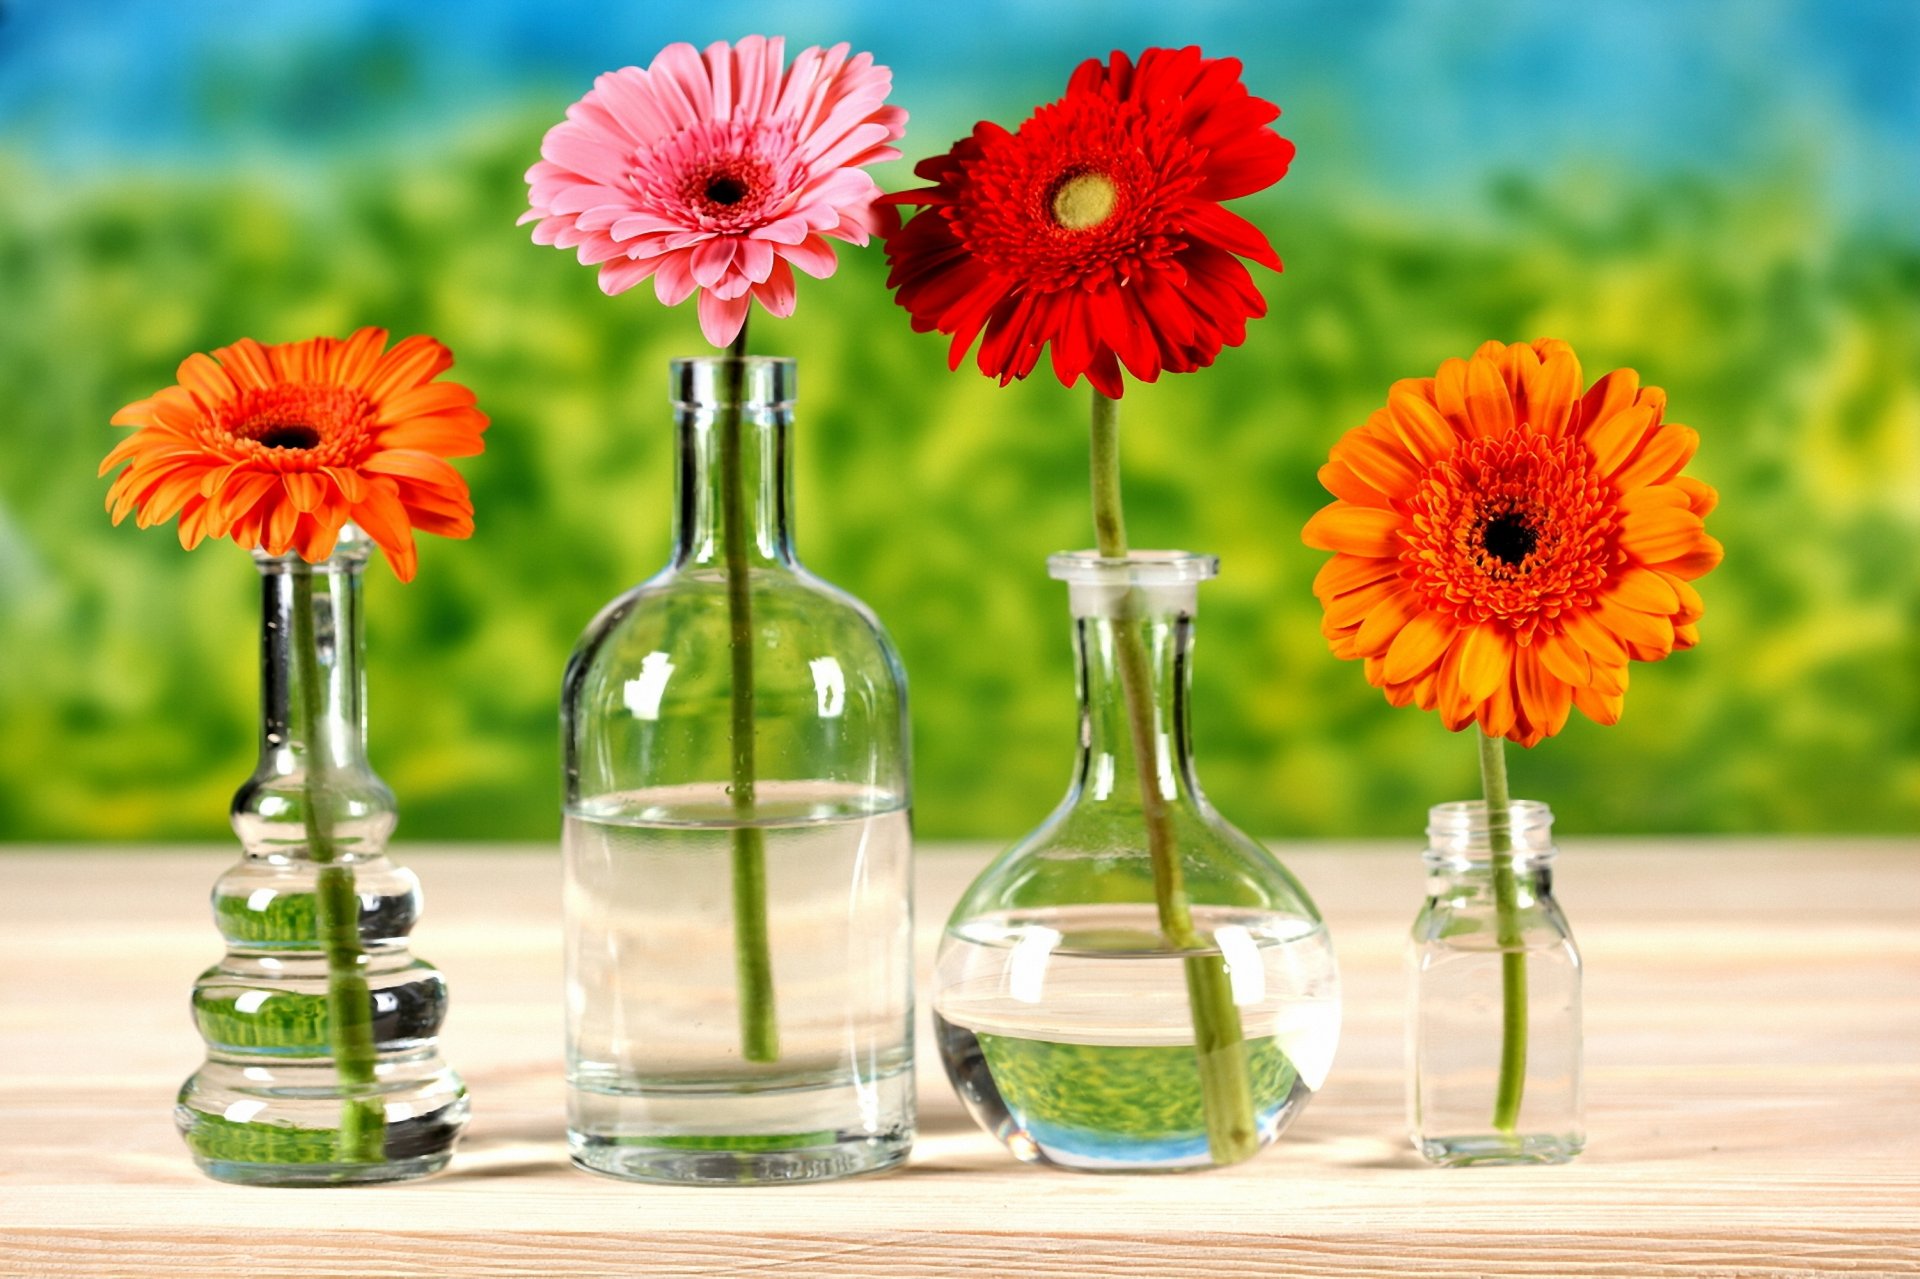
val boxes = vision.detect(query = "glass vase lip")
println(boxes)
[1046,549,1220,586]
[250,522,372,571]
[670,355,796,408]
[1425,799,1556,859]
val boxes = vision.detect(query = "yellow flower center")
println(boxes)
[1050,172,1118,231]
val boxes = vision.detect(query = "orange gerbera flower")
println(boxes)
[101,329,486,581]
[1302,338,1722,747]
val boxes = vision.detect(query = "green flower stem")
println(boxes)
[1089,388,1257,1166]
[289,566,384,1163]
[719,319,779,1064]
[1477,728,1528,1134]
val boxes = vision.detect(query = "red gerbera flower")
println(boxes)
[882,46,1293,398]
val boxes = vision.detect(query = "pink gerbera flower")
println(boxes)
[521,35,908,346]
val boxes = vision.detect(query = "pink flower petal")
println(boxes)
[737,237,776,284]
[697,289,752,346]
[654,250,698,306]
[751,259,798,317]
[690,238,737,288]
[779,234,839,280]
[598,257,656,295]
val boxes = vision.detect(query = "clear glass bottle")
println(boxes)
[1409,800,1584,1165]
[562,356,914,1185]
[176,525,468,1185]
[933,551,1340,1172]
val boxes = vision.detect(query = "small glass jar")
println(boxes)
[1408,800,1583,1166]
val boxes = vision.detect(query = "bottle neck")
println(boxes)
[1065,582,1205,811]
[233,527,393,859]
[669,357,797,571]
[1423,799,1557,880]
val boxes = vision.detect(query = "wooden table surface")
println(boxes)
[3,840,1917,1278]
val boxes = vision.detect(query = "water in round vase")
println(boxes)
[561,356,914,1185]
[933,551,1339,1171]
[175,527,469,1185]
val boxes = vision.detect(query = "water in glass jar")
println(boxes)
[564,781,913,1184]
[1410,943,1583,1165]
[933,904,1340,1170]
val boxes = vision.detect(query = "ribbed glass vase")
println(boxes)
[175,525,468,1185]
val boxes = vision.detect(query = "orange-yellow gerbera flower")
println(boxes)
[100,329,487,581]
[1302,338,1722,747]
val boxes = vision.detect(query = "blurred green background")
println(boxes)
[2,1,1916,843]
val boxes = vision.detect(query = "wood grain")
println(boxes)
[2,840,1917,1277]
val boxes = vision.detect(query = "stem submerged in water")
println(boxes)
[1478,728,1528,1134]
[290,567,384,1162]
[719,320,779,1063]
[1088,389,1257,1166]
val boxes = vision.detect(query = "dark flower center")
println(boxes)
[705,174,749,206]
[1481,512,1538,566]
[256,424,322,450]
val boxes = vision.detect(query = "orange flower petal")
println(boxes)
[1587,403,1658,476]
[1577,368,1640,434]
[1433,357,1472,433]
[351,479,420,582]
[1514,648,1571,745]
[1672,474,1719,516]
[282,472,327,514]
[214,337,277,390]
[1456,622,1512,704]
[1662,573,1705,625]
[264,495,300,555]
[1562,608,1627,666]
[1322,575,1401,630]
[364,335,454,400]
[334,327,390,387]
[1316,459,1395,509]
[1338,426,1422,496]
[176,352,238,410]
[1312,554,1399,602]
[1463,355,1513,438]
[1646,534,1724,580]
[1352,588,1421,658]
[1537,629,1591,689]
[1302,504,1405,556]
[1594,594,1675,659]
[204,470,279,535]
[376,381,480,423]
[1381,611,1455,684]
[1477,672,1517,740]
[1386,382,1456,464]
[1524,347,1581,437]
[1605,566,1680,615]
[1573,681,1624,727]
[1618,503,1711,563]
[1613,424,1699,491]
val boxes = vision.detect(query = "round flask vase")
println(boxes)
[933,552,1340,1171]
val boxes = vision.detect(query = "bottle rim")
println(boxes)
[670,355,796,407]
[1425,799,1556,859]
[1047,549,1220,586]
